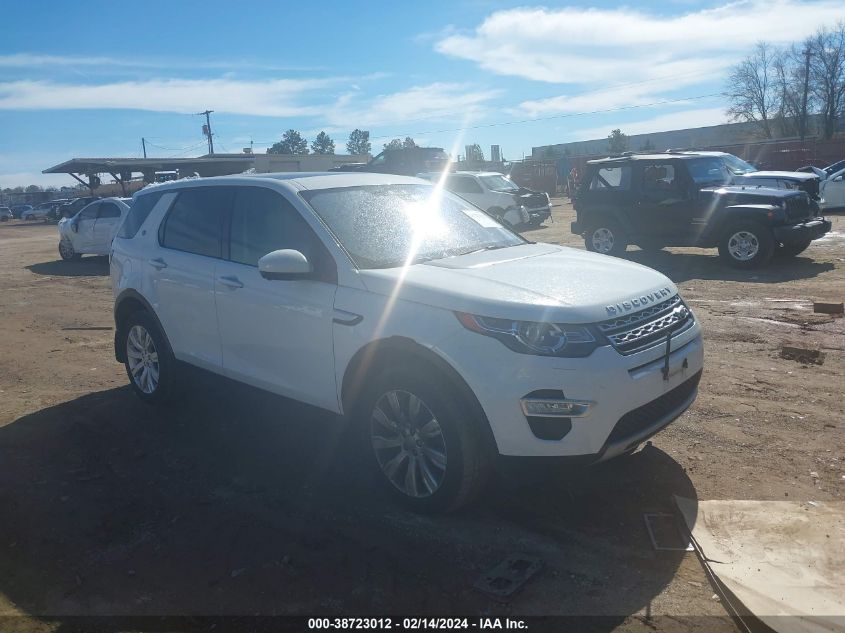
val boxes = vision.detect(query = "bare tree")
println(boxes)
[808,22,845,139]
[770,46,803,137]
[725,42,779,138]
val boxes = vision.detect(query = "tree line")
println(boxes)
[267,129,426,156]
[725,22,845,139]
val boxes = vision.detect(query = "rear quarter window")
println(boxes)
[117,191,164,239]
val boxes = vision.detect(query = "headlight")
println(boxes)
[455,312,599,357]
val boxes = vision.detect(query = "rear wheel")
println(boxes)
[58,240,81,261]
[122,311,179,404]
[776,238,812,258]
[717,222,775,268]
[585,220,628,256]
[359,366,492,513]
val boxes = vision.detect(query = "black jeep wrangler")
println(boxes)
[571,153,831,268]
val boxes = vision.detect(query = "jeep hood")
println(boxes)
[357,243,677,324]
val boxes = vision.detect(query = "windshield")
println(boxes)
[301,184,524,269]
[479,175,519,192]
[720,154,756,175]
[688,158,732,185]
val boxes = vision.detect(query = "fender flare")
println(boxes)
[340,336,498,452]
[113,289,169,363]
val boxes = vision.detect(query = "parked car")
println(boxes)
[58,197,131,260]
[417,171,552,227]
[820,167,845,211]
[21,201,56,221]
[10,204,33,219]
[45,199,72,223]
[336,147,450,176]
[572,153,830,268]
[111,173,703,512]
[57,196,100,221]
[0,206,12,221]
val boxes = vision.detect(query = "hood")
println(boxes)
[358,243,677,324]
[702,184,806,203]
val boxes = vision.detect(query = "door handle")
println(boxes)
[149,257,168,270]
[219,275,244,289]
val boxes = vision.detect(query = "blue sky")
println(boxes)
[0,0,839,188]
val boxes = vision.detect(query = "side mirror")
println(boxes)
[258,249,312,280]
[71,221,79,232]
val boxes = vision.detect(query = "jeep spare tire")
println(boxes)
[718,221,775,268]
[585,220,628,256]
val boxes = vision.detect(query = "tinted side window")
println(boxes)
[79,204,99,220]
[447,177,482,194]
[589,166,631,190]
[642,163,678,191]
[118,191,163,239]
[159,187,231,258]
[98,203,122,219]
[229,187,336,281]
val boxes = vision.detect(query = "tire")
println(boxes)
[122,310,179,404]
[58,240,81,261]
[357,365,492,513]
[776,238,812,258]
[584,219,628,256]
[717,221,775,268]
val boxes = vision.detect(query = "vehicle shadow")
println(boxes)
[26,257,110,277]
[624,249,835,284]
[0,369,706,630]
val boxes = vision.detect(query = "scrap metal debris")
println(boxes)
[643,513,694,551]
[781,346,826,365]
[474,556,542,599]
[813,302,844,315]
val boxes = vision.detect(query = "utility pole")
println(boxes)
[799,47,811,141]
[142,137,147,158]
[197,110,215,155]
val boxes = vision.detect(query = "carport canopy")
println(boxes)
[43,156,256,194]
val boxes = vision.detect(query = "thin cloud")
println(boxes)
[0,53,325,72]
[324,82,501,129]
[0,77,343,117]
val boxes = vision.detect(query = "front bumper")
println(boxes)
[525,204,551,222]
[773,218,831,244]
[434,320,704,458]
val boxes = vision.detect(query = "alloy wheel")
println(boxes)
[126,325,159,394]
[591,227,615,253]
[370,390,447,498]
[727,231,760,261]
[59,241,74,259]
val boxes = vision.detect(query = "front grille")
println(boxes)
[598,295,694,355]
[606,371,702,446]
[786,195,813,221]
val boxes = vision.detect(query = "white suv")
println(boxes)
[110,173,703,512]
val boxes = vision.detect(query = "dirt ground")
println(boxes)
[0,202,843,632]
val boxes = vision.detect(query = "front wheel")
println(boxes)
[585,221,628,256]
[776,238,812,258]
[59,240,81,261]
[122,311,179,404]
[717,222,775,268]
[359,367,492,513]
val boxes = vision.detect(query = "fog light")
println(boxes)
[520,398,592,418]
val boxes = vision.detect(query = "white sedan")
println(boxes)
[58,197,131,260]
[820,168,845,211]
